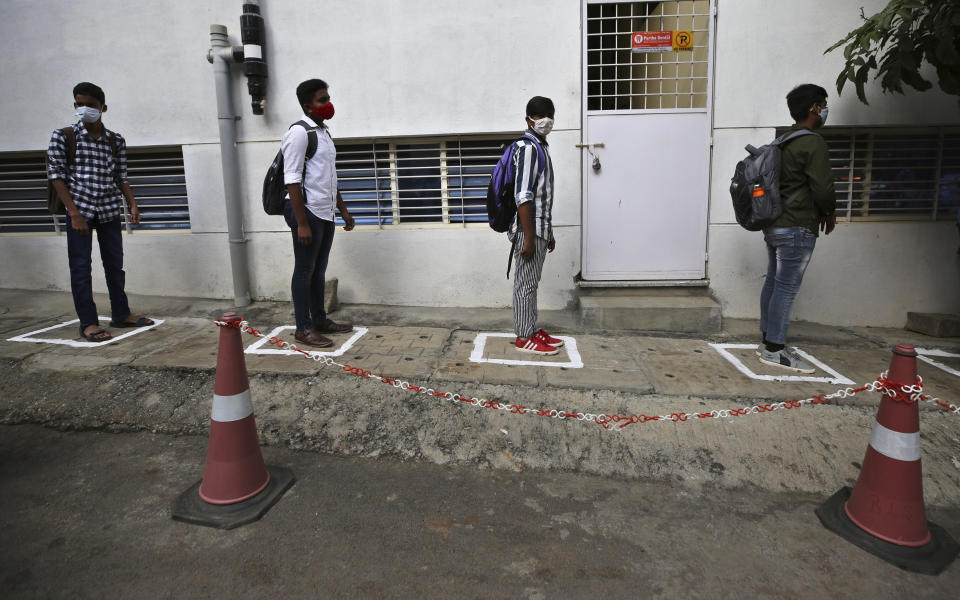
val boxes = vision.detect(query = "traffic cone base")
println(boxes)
[172,465,296,530]
[816,487,959,575]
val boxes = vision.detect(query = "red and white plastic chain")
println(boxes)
[215,320,960,429]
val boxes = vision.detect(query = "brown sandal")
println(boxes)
[294,329,334,348]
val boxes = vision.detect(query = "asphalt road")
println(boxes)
[1,425,958,599]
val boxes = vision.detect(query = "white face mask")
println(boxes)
[75,106,101,123]
[530,116,554,137]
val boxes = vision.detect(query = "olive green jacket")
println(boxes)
[775,124,836,234]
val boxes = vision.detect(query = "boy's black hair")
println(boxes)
[526,96,555,119]
[296,79,329,108]
[73,82,105,106]
[786,84,828,121]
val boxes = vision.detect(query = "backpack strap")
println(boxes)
[772,129,820,146]
[290,120,321,203]
[520,133,547,175]
[293,120,320,161]
[514,133,548,197]
[105,130,122,186]
[292,120,320,188]
[60,126,77,170]
[783,189,804,207]
[776,130,822,208]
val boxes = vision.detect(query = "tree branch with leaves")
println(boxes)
[826,0,960,106]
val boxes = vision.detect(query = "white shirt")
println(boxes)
[281,115,337,221]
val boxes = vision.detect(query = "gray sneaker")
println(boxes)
[758,347,815,374]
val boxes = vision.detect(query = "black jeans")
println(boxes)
[65,215,131,327]
[283,201,335,331]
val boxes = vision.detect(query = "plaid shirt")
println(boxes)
[47,121,128,221]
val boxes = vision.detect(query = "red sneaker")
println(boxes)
[534,328,564,348]
[514,335,560,355]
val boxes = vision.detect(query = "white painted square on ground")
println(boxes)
[709,343,854,385]
[469,333,584,368]
[244,325,368,357]
[6,316,164,348]
[916,348,960,378]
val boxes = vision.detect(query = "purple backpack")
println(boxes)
[485,133,546,233]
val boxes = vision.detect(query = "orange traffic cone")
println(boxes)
[816,344,958,574]
[172,312,295,529]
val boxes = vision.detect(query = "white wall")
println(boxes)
[2,0,958,325]
[0,0,581,150]
[712,0,960,130]
[709,223,960,326]
[707,0,960,326]
[0,0,583,310]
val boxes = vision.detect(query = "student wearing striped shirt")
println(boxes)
[47,82,154,343]
[510,96,563,355]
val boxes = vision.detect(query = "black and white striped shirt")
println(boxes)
[508,130,554,242]
[47,122,128,221]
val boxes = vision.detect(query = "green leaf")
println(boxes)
[836,71,848,95]
[901,67,933,91]
[936,65,960,95]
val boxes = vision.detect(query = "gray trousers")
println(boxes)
[512,230,549,338]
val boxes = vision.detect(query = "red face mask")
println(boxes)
[309,102,335,121]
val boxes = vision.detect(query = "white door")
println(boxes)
[581,0,714,281]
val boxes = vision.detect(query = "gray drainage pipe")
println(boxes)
[207,24,251,307]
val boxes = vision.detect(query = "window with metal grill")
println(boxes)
[587,1,712,111]
[775,127,960,221]
[334,136,513,227]
[0,146,190,234]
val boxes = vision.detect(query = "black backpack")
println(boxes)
[262,120,319,215]
[729,129,819,231]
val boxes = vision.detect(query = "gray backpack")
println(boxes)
[729,129,820,231]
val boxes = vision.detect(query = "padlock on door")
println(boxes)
[576,142,605,174]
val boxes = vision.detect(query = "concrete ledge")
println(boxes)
[579,295,721,333]
[906,312,960,338]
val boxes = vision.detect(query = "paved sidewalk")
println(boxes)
[1,288,959,505]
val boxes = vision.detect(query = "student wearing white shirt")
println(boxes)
[282,79,355,348]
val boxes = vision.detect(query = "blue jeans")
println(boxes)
[283,202,335,331]
[65,215,131,327]
[759,226,817,345]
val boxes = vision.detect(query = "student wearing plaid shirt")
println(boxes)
[47,82,153,342]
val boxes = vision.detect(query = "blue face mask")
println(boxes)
[818,106,828,126]
[75,106,101,123]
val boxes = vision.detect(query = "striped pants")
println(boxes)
[512,230,549,338]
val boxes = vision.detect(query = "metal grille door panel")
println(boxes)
[582,0,713,281]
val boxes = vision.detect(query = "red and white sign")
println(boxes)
[631,30,674,52]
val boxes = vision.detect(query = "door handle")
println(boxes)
[575,142,605,148]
